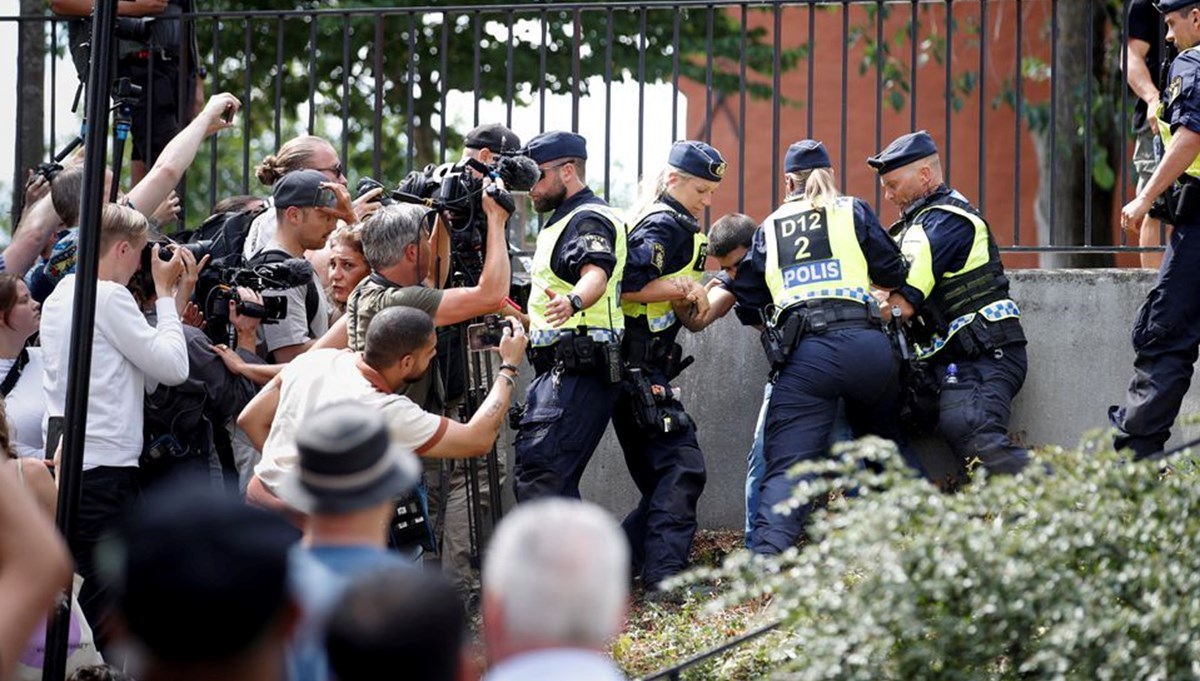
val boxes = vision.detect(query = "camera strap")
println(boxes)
[1,348,29,398]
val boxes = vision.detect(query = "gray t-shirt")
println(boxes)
[254,244,331,358]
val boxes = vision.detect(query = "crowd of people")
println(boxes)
[8,1,1200,677]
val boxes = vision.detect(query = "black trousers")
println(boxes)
[73,466,141,651]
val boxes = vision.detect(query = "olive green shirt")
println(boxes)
[346,277,445,410]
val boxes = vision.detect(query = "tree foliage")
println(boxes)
[672,435,1200,679]
[182,0,802,224]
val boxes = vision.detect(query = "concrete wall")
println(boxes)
[517,268,1192,530]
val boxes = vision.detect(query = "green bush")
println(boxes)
[677,434,1200,680]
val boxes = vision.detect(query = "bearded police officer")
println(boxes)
[614,140,725,590]
[728,140,910,554]
[871,131,1029,480]
[513,132,628,501]
[1112,0,1200,459]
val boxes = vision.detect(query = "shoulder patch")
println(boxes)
[584,234,611,254]
[1170,75,1183,105]
[651,242,666,271]
[692,242,708,271]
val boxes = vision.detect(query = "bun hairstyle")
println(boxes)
[254,136,332,186]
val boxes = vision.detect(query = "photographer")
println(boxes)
[251,170,353,364]
[240,307,527,524]
[52,0,205,183]
[28,93,241,301]
[39,203,196,647]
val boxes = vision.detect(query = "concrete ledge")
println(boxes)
[505,269,1181,530]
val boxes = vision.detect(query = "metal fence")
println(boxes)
[0,1,1166,263]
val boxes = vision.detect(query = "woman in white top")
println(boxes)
[0,273,45,458]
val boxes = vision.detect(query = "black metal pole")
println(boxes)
[43,1,118,679]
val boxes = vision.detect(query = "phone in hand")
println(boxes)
[221,104,235,124]
[466,314,513,351]
[45,415,64,467]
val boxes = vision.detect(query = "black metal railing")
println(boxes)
[0,1,1168,263]
[639,619,781,680]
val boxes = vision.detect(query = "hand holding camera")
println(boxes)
[201,93,242,136]
[317,181,356,224]
[497,315,528,368]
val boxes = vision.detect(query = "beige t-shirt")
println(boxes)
[253,348,448,506]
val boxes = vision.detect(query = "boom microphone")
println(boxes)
[495,154,541,192]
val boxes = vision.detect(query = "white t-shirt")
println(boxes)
[254,348,447,506]
[40,276,189,469]
[0,347,45,458]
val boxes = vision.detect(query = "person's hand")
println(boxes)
[182,301,206,329]
[211,343,249,376]
[352,187,384,222]
[1146,94,1161,131]
[150,244,185,298]
[200,93,241,136]
[683,280,710,320]
[119,0,169,16]
[481,178,512,222]
[1121,195,1153,234]
[230,287,263,336]
[150,190,182,228]
[496,316,528,367]
[318,181,356,224]
[543,289,576,327]
[174,248,209,303]
[23,171,50,207]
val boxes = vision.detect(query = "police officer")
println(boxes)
[1112,0,1200,459]
[614,140,724,589]
[870,130,1029,479]
[735,140,910,555]
[513,131,627,501]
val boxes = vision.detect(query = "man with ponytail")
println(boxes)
[613,140,724,592]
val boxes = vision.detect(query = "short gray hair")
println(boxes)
[359,204,429,271]
[483,499,628,649]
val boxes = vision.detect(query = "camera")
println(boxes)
[466,314,513,351]
[115,16,155,43]
[194,258,315,346]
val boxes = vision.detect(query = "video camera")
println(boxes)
[359,154,537,224]
[197,258,316,346]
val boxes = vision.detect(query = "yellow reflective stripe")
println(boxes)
[915,204,991,279]
[898,224,935,298]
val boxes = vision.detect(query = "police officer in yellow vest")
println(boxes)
[870,131,1029,479]
[741,140,910,554]
[513,131,628,501]
[614,140,724,589]
[1112,0,1200,459]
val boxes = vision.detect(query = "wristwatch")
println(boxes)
[567,293,584,314]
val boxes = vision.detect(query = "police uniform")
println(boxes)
[869,131,1028,477]
[1111,1,1200,458]
[741,140,910,555]
[613,141,723,587]
[513,132,628,501]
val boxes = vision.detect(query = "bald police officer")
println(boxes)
[615,140,726,590]
[513,132,628,501]
[729,140,910,554]
[1112,0,1200,459]
[871,131,1028,481]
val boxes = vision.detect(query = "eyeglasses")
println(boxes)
[315,163,345,178]
[538,160,574,182]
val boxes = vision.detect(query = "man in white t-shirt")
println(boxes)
[40,202,197,646]
[239,305,527,520]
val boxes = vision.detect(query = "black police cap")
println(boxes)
[668,140,727,182]
[1156,0,1200,13]
[523,131,588,164]
[784,140,832,173]
[867,130,940,175]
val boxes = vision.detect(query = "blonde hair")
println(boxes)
[99,203,150,254]
[0,401,15,460]
[630,164,698,222]
[255,136,333,186]
[787,167,841,209]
